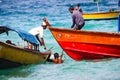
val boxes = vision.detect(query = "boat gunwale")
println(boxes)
[49,27,120,37]
[0,41,48,55]
[83,10,120,15]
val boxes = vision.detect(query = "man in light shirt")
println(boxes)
[29,22,47,50]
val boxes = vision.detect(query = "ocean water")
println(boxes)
[0,0,120,80]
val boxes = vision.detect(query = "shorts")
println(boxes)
[75,22,85,30]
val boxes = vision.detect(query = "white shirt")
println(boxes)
[50,54,54,59]
[29,26,44,38]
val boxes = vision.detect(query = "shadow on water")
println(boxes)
[84,57,118,63]
[0,64,35,79]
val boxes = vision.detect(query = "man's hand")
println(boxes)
[44,45,46,50]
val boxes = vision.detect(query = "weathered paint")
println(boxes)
[0,41,47,65]
[49,27,120,60]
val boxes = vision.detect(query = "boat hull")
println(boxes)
[83,11,120,20]
[0,58,22,69]
[58,41,120,60]
[0,41,48,69]
[49,27,120,61]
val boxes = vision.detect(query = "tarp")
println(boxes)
[118,0,120,7]
[0,26,39,45]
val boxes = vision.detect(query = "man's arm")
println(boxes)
[35,35,42,46]
[41,38,46,49]
[71,15,76,28]
[36,35,46,49]
[60,52,63,58]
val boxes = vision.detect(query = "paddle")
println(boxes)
[93,0,100,12]
[44,47,54,63]
[61,50,67,60]
[48,46,53,51]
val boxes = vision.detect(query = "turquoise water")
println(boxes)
[0,0,120,80]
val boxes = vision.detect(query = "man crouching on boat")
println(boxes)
[69,6,85,30]
[29,21,48,50]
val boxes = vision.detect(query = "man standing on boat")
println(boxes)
[29,21,48,50]
[69,6,85,30]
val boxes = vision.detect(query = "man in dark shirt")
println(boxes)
[69,6,85,30]
[47,52,63,64]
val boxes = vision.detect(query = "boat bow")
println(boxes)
[49,27,120,60]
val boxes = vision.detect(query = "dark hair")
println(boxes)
[6,40,12,44]
[69,5,74,11]
[54,52,59,58]
[6,40,16,46]
[77,3,80,7]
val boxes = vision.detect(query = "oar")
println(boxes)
[44,47,54,63]
[93,0,100,12]
[61,50,66,59]
[48,46,53,51]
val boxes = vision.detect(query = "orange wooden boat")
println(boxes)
[49,27,120,61]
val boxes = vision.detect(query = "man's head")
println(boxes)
[54,52,59,59]
[77,3,80,7]
[41,22,47,29]
[69,6,74,13]
[6,40,12,44]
